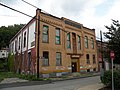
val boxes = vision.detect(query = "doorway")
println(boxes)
[72,62,77,72]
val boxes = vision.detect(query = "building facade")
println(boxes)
[96,40,110,71]
[9,9,98,77]
[0,48,9,59]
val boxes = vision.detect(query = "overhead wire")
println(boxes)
[0,2,103,45]
[21,0,102,42]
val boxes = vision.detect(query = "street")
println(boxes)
[1,76,101,90]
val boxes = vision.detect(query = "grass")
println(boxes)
[0,72,97,82]
[0,72,19,82]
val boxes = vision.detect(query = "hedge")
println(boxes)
[101,70,120,88]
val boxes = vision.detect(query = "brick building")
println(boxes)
[9,9,98,77]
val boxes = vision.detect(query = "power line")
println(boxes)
[21,0,101,41]
[0,2,33,18]
[0,2,101,43]
[21,0,51,15]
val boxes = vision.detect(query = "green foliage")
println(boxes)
[8,53,14,72]
[101,70,120,88]
[0,58,8,72]
[19,74,51,81]
[0,24,25,49]
[0,72,19,82]
[104,19,120,64]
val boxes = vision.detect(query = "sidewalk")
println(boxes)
[0,72,102,89]
[0,78,28,84]
[76,83,104,90]
[0,72,100,84]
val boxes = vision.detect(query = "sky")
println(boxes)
[0,0,120,40]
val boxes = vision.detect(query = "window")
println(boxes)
[15,40,17,52]
[28,52,31,71]
[93,68,96,71]
[2,53,5,56]
[24,32,26,48]
[56,28,60,44]
[12,42,14,52]
[78,35,81,50]
[85,36,88,48]
[18,37,21,50]
[42,25,49,43]
[56,52,62,66]
[91,37,94,49]
[67,33,71,49]
[93,55,96,64]
[87,69,90,72]
[43,51,49,66]
[86,54,90,64]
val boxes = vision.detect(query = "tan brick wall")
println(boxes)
[35,10,98,74]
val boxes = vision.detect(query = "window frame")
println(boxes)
[93,54,96,64]
[67,33,71,49]
[18,36,21,50]
[42,25,49,43]
[85,36,88,48]
[91,37,94,49]
[86,54,90,64]
[78,35,81,50]
[23,32,26,48]
[56,52,62,66]
[43,51,49,66]
[55,28,61,44]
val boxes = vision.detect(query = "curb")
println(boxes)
[51,73,100,82]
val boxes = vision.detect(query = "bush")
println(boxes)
[8,53,14,72]
[101,70,120,88]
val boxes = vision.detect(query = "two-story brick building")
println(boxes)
[9,9,98,77]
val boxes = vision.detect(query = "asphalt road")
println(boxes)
[0,76,101,90]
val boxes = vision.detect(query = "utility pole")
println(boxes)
[100,30,104,77]
[36,9,41,78]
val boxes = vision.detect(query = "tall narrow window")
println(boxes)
[15,40,17,52]
[42,25,49,43]
[56,28,60,44]
[24,32,26,48]
[67,33,71,49]
[56,52,62,66]
[78,35,81,50]
[43,51,49,66]
[12,42,14,52]
[93,55,96,64]
[28,52,31,71]
[85,36,88,48]
[86,54,90,64]
[18,37,21,50]
[91,37,94,49]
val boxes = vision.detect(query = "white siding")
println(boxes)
[18,34,22,53]
[0,49,8,59]
[22,28,28,52]
[28,21,36,49]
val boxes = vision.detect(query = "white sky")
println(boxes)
[0,0,120,40]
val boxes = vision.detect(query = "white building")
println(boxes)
[0,48,9,59]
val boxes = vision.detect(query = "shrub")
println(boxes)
[101,70,120,88]
[8,53,14,72]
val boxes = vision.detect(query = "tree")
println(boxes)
[0,24,25,49]
[104,19,120,64]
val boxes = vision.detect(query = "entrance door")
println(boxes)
[72,62,77,72]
